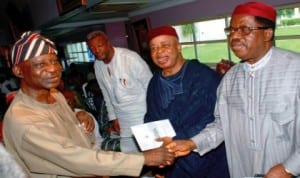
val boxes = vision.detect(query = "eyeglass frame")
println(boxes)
[224,26,271,36]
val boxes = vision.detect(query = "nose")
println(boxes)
[47,63,62,73]
[229,30,243,40]
[155,46,165,54]
[93,47,101,54]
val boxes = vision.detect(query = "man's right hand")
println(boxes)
[111,119,120,132]
[143,147,175,167]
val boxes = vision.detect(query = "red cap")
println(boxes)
[62,91,75,99]
[147,26,178,43]
[6,91,17,104]
[232,1,276,22]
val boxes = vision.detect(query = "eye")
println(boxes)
[97,43,105,48]
[240,26,251,34]
[150,46,157,51]
[162,43,171,48]
[33,63,45,69]
[50,59,60,65]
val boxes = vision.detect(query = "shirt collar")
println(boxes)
[243,47,273,72]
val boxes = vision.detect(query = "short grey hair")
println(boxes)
[86,30,107,41]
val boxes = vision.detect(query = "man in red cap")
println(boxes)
[166,1,300,178]
[144,26,229,178]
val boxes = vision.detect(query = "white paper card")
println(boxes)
[131,119,176,151]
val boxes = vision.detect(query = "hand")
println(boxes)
[143,147,175,168]
[76,111,95,134]
[264,164,293,178]
[111,119,120,132]
[165,139,196,157]
[154,174,165,178]
[156,137,173,147]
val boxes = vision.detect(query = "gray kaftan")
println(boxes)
[192,47,300,178]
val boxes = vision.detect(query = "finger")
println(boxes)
[86,121,92,130]
[157,137,172,143]
[87,122,94,133]
[165,142,176,149]
[166,160,172,165]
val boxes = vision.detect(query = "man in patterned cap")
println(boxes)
[166,2,300,178]
[3,31,174,178]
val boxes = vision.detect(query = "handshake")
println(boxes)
[142,137,196,167]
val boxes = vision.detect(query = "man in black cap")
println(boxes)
[3,31,174,178]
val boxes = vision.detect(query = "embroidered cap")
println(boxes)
[11,31,57,66]
[62,91,75,99]
[147,26,178,43]
[232,1,276,22]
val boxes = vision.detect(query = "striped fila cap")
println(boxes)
[11,31,57,66]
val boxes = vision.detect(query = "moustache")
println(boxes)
[230,39,249,63]
[230,39,243,46]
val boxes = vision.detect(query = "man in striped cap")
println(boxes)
[11,31,57,66]
[3,31,174,178]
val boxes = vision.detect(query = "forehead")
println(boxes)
[29,53,58,63]
[230,14,256,26]
[88,35,106,44]
[149,35,177,45]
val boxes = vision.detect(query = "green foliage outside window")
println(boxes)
[181,24,300,64]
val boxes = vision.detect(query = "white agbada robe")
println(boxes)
[94,47,152,152]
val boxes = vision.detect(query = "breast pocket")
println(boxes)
[270,104,295,140]
[113,76,142,103]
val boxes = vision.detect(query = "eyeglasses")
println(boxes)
[224,26,271,36]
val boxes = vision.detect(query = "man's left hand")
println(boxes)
[264,164,293,178]
[76,111,95,133]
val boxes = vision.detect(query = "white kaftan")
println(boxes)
[94,47,152,153]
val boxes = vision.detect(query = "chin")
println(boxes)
[233,52,246,60]
[158,64,168,70]
[47,81,60,89]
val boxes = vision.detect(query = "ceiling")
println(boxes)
[0,0,193,44]
[41,0,193,40]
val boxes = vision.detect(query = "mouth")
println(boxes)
[95,53,105,60]
[156,56,168,65]
[47,75,61,83]
[231,41,244,52]
[95,54,102,58]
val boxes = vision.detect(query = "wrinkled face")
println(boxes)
[16,54,62,91]
[228,14,273,63]
[87,35,112,64]
[149,35,182,70]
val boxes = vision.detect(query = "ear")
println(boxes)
[264,28,274,42]
[177,42,182,52]
[12,65,24,78]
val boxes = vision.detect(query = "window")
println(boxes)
[173,19,230,65]
[275,7,300,53]
[173,4,300,65]
[64,42,95,65]
[62,4,300,66]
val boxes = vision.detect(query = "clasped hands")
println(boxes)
[143,137,196,168]
[158,137,196,157]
